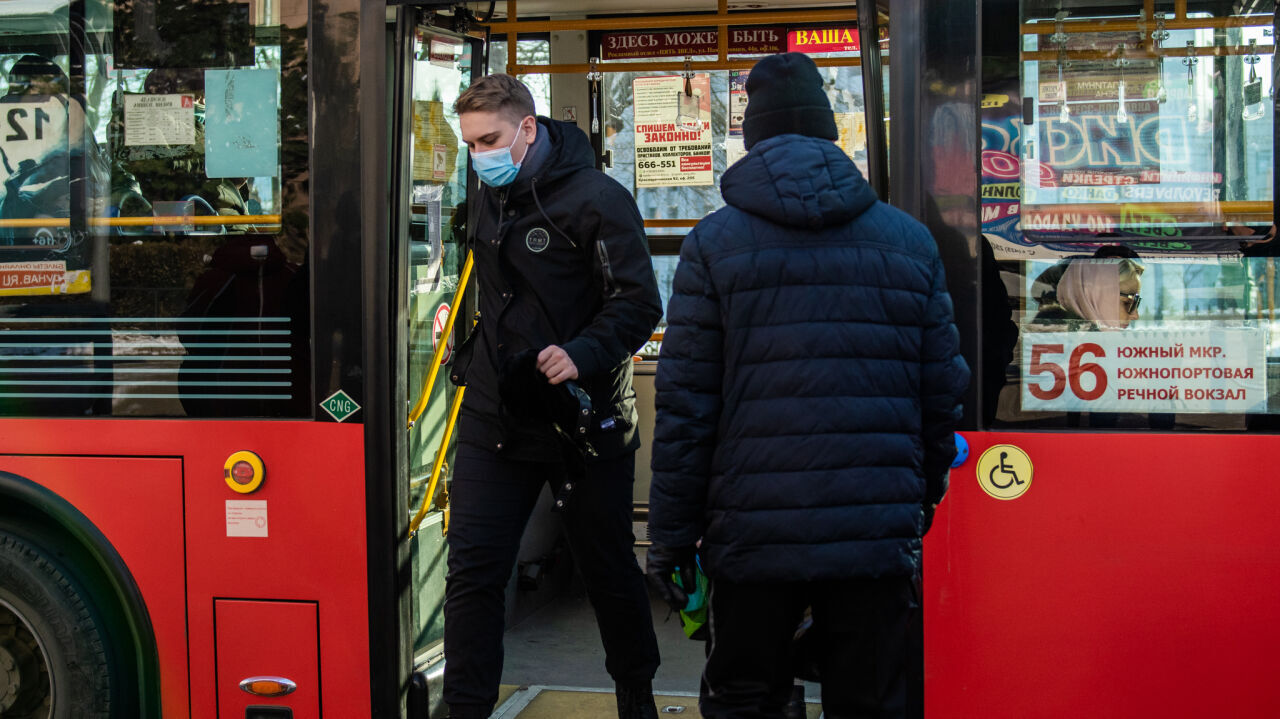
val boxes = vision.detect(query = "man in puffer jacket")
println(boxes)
[646,53,969,719]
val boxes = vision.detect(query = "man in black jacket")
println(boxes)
[646,53,969,719]
[444,74,664,719]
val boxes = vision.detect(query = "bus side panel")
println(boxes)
[925,431,1280,718]
[0,454,187,718]
[0,419,371,719]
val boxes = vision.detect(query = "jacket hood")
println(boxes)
[721,134,877,229]
[525,116,594,188]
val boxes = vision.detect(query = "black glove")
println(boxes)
[645,544,698,613]
[922,502,938,536]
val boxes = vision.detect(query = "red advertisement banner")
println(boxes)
[787,27,860,54]
[602,27,786,60]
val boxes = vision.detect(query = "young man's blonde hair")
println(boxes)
[454,74,536,126]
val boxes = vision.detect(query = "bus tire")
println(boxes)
[0,530,113,719]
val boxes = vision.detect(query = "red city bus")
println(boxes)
[0,0,1276,718]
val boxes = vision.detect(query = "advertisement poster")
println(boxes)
[1032,36,1162,195]
[0,261,90,296]
[124,93,195,146]
[727,70,748,167]
[787,27,860,54]
[633,74,713,188]
[1020,328,1267,413]
[412,101,459,183]
[980,76,1241,258]
[833,111,865,161]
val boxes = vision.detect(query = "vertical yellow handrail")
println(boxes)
[409,385,466,537]
[408,251,474,429]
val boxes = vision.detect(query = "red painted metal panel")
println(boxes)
[0,455,188,718]
[0,419,369,719]
[215,600,319,718]
[925,431,1280,718]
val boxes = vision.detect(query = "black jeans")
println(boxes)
[700,576,922,719]
[443,443,660,718]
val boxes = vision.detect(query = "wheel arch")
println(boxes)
[0,470,162,719]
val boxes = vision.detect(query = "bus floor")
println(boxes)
[495,585,823,718]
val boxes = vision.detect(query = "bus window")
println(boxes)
[0,0,308,419]
[597,22,884,358]
[487,38,553,116]
[987,1,1275,430]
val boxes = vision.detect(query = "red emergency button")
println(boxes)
[224,451,266,494]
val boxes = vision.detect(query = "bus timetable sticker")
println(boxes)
[976,445,1033,501]
[1021,328,1266,414]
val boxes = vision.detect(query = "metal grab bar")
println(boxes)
[407,251,474,429]
[409,385,466,538]
[406,250,474,538]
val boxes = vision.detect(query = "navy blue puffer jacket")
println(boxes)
[649,134,969,582]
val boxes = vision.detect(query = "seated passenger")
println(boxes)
[1033,257,1144,330]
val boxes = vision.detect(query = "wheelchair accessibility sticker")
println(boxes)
[976,444,1033,500]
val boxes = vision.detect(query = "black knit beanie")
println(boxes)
[743,52,838,150]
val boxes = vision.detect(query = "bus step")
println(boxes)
[491,685,822,718]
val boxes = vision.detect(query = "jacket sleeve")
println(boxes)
[560,180,663,378]
[648,229,723,548]
[921,251,970,506]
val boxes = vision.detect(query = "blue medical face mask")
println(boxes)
[471,120,530,187]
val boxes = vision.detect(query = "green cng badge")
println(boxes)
[320,390,361,422]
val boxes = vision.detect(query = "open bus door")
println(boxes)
[378,2,946,717]
[385,4,482,713]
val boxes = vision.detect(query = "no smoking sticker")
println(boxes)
[976,444,1033,500]
[433,303,453,363]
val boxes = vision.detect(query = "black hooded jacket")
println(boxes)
[450,117,662,461]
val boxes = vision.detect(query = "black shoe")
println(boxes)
[783,684,807,719]
[616,680,659,719]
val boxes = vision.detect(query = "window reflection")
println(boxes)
[987,2,1276,430]
[0,0,310,418]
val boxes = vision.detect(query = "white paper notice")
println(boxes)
[226,500,269,537]
[124,94,195,147]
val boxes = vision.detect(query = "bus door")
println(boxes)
[449,2,891,713]
[924,1,1280,717]
[390,7,479,696]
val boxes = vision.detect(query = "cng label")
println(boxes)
[976,444,1033,500]
[320,390,361,422]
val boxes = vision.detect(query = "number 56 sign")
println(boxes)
[1021,329,1267,414]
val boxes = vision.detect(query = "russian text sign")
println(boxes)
[1021,329,1267,413]
[602,27,785,60]
[632,75,713,188]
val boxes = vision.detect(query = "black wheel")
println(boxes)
[0,530,113,719]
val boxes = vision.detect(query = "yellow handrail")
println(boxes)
[0,214,283,228]
[409,385,466,538]
[407,251,474,429]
